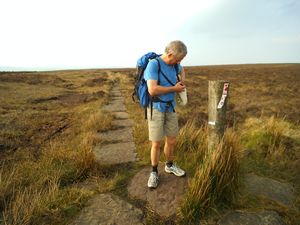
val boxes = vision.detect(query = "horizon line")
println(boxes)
[1,62,300,72]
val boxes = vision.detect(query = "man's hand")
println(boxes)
[174,81,186,93]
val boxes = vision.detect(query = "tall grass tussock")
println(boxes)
[175,120,207,174]
[178,128,242,225]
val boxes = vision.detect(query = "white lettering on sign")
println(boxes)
[217,83,229,109]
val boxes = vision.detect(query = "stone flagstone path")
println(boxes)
[94,84,137,165]
[70,194,143,225]
[128,162,188,218]
[69,83,142,225]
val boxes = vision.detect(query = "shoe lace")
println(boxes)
[151,173,158,181]
[173,164,183,172]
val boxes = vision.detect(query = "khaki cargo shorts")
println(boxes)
[147,108,179,141]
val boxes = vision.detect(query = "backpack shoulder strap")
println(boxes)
[155,59,177,86]
[156,58,161,85]
[175,64,180,82]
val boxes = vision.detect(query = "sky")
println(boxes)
[0,0,300,71]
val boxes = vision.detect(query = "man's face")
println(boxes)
[168,53,185,65]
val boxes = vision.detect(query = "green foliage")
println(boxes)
[241,116,294,158]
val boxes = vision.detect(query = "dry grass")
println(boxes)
[1,64,299,224]
[178,129,242,224]
[0,69,119,224]
[238,115,300,225]
[241,115,297,159]
[104,65,300,225]
[174,120,208,174]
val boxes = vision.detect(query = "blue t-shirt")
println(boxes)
[144,57,182,112]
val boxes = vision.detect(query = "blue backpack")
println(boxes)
[132,52,179,119]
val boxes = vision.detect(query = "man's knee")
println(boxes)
[152,141,161,150]
[166,137,176,146]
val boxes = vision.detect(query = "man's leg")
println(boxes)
[151,141,161,171]
[147,141,160,188]
[164,137,186,177]
[164,136,176,162]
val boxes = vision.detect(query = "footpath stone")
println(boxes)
[102,101,126,112]
[73,83,140,225]
[243,173,295,207]
[218,210,286,225]
[94,142,136,165]
[98,127,134,143]
[111,86,120,91]
[94,83,136,165]
[69,194,143,225]
[113,112,130,119]
[110,91,121,97]
[112,119,134,128]
[128,163,188,218]
[111,96,124,101]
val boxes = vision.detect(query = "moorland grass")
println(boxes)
[0,71,119,224]
[178,128,242,224]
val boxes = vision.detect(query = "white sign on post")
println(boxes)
[217,83,229,109]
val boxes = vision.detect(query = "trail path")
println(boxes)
[69,82,296,225]
[69,83,142,225]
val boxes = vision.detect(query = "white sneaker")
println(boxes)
[165,163,186,177]
[147,172,159,188]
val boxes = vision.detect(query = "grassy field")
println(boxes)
[0,64,299,224]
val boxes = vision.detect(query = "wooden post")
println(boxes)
[208,80,230,152]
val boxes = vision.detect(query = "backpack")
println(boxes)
[132,52,179,119]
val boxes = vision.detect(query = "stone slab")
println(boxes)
[110,99,125,105]
[218,210,285,225]
[243,174,295,207]
[111,96,124,102]
[94,142,136,165]
[111,87,120,91]
[69,194,143,225]
[113,112,130,119]
[98,127,134,142]
[112,119,134,128]
[102,102,126,112]
[127,163,188,218]
[110,91,121,96]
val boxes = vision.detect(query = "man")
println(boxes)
[144,40,187,188]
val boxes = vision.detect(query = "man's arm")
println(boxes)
[147,80,186,96]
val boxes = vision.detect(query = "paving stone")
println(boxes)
[111,86,120,91]
[112,119,134,128]
[111,93,122,97]
[243,173,295,207]
[69,194,143,225]
[127,163,188,218]
[111,96,124,102]
[111,91,122,96]
[102,102,126,112]
[113,112,130,119]
[94,142,136,165]
[98,127,134,142]
[110,99,125,105]
[218,210,285,225]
